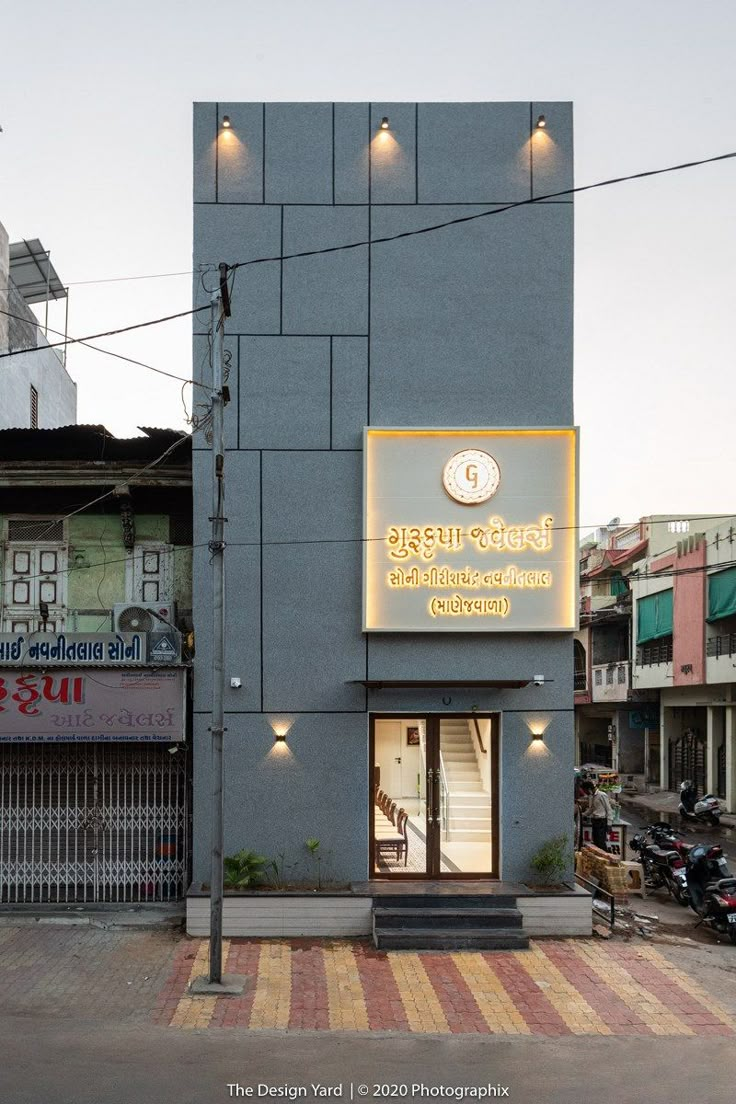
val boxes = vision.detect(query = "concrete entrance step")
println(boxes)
[374,906,522,929]
[374,927,529,950]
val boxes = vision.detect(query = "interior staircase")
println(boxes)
[440,718,492,846]
[373,893,529,950]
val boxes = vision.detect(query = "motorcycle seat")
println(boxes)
[648,847,679,860]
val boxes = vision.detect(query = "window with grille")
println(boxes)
[30,385,39,428]
[594,669,603,686]
[606,667,614,685]
[2,532,67,632]
[7,519,64,542]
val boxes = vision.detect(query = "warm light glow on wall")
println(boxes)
[269,716,294,740]
[524,713,552,737]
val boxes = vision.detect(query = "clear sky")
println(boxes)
[1,0,734,531]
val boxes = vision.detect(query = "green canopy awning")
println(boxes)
[708,566,736,622]
[637,589,673,644]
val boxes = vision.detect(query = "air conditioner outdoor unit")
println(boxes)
[113,602,177,635]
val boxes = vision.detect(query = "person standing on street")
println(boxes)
[583,780,612,852]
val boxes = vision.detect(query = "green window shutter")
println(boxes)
[637,589,674,644]
[707,566,736,622]
[610,572,627,597]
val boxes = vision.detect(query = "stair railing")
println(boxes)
[439,752,450,842]
[471,716,486,754]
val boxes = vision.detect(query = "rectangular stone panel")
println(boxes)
[282,206,368,335]
[194,205,281,333]
[370,103,416,204]
[217,102,264,203]
[334,102,370,204]
[239,336,330,449]
[264,103,333,204]
[417,102,530,203]
[192,450,261,713]
[331,337,367,450]
[262,451,362,544]
[532,101,574,200]
[193,102,217,203]
[192,712,369,886]
[369,205,573,427]
[262,542,366,712]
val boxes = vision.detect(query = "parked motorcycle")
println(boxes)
[630,827,690,905]
[679,780,722,826]
[685,843,736,944]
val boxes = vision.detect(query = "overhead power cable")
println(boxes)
[0,307,209,390]
[0,305,209,362]
[9,542,736,589]
[0,148,733,295]
[30,432,192,543]
[229,150,736,272]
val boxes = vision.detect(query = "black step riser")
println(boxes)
[375,931,529,951]
[378,895,516,910]
[375,913,523,930]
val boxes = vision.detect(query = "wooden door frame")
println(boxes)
[369,712,500,881]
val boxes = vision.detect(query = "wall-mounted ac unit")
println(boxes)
[113,602,177,635]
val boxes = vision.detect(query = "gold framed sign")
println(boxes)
[363,427,579,633]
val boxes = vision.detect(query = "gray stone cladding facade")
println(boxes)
[191,102,575,886]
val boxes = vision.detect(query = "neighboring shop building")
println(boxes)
[191,102,577,899]
[0,425,192,903]
[574,519,656,781]
[632,515,736,811]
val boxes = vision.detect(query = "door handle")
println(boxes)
[432,772,441,824]
[394,757,402,764]
[426,768,435,822]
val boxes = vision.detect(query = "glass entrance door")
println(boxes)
[371,715,497,879]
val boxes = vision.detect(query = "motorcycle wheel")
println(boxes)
[730,927,736,946]
[673,886,690,907]
[710,814,721,826]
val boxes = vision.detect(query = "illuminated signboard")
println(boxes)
[363,428,578,632]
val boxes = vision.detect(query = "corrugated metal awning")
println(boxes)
[8,239,66,303]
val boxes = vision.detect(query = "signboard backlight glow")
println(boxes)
[363,428,578,633]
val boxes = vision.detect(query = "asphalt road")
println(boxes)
[4,1013,736,1104]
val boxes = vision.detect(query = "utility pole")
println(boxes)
[191,262,243,997]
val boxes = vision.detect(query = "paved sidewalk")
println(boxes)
[156,937,736,1037]
[2,924,736,1039]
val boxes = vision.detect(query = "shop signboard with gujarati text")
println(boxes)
[0,668,185,742]
[0,632,147,666]
[363,427,578,632]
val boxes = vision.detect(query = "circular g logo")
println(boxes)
[442,449,501,505]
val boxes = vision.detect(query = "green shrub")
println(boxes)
[529,835,570,885]
[223,849,269,889]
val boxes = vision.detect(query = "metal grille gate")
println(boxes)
[669,730,706,795]
[0,743,189,903]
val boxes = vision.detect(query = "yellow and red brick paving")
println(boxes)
[155,937,736,1036]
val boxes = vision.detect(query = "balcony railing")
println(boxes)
[636,639,673,667]
[574,671,587,692]
[706,633,736,659]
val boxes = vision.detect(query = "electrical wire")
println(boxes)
[1,148,733,292]
[0,307,210,391]
[228,150,736,273]
[0,305,209,362]
[6,542,736,590]
[29,432,192,543]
